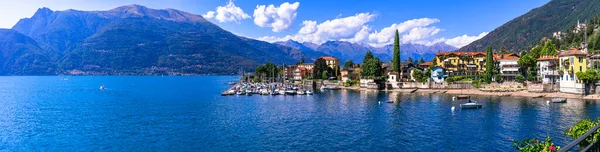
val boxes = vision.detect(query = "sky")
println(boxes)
[0,0,550,48]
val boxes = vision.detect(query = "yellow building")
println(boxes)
[558,48,587,94]
[320,56,340,69]
[434,52,488,76]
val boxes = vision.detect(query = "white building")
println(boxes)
[495,54,520,81]
[537,56,560,84]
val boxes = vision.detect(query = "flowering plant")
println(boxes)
[513,136,559,152]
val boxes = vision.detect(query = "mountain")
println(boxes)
[274,40,328,62]
[458,0,600,52]
[276,40,456,64]
[0,29,55,75]
[10,4,309,75]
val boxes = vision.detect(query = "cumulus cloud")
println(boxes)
[202,11,216,19]
[444,32,489,48]
[257,14,487,48]
[253,2,300,32]
[203,0,250,23]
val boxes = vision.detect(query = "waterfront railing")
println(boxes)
[559,125,600,152]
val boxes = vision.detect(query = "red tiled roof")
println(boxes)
[537,56,558,61]
[320,56,338,60]
[419,62,432,66]
[436,52,486,56]
[558,48,586,57]
[494,54,519,60]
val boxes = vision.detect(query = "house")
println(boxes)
[419,62,432,69]
[400,61,418,81]
[284,65,297,80]
[430,66,447,83]
[494,53,520,81]
[386,72,401,89]
[434,52,487,77]
[340,68,355,82]
[320,56,340,69]
[293,67,309,81]
[537,56,560,84]
[558,48,588,94]
[298,63,314,77]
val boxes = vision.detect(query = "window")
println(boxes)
[571,75,574,80]
[580,66,582,72]
[579,57,583,63]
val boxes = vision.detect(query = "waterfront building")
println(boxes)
[494,53,520,81]
[537,56,560,84]
[400,61,418,81]
[320,56,340,69]
[419,62,432,69]
[284,65,297,80]
[340,68,355,82]
[558,48,588,94]
[293,67,309,81]
[434,52,487,77]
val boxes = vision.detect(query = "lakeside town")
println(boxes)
[228,26,600,101]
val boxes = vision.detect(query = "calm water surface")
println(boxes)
[0,76,598,151]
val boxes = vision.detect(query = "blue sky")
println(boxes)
[0,0,549,48]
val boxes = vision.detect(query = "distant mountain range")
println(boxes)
[459,0,600,52]
[5,4,322,75]
[276,40,457,63]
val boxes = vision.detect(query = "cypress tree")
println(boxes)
[392,29,400,72]
[485,47,494,83]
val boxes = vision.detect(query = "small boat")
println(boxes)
[551,98,567,103]
[285,90,297,95]
[297,90,305,95]
[246,92,253,96]
[386,100,394,103]
[236,90,244,95]
[100,85,106,90]
[460,100,483,109]
[305,90,313,95]
[227,82,237,85]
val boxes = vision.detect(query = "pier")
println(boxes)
[222,81,315,96]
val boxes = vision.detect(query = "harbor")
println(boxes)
[221,82,317,96]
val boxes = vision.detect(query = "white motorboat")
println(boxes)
[285,90,297,95]
[305,90,313,95]
[100,85,106,90]
[460,102,483,109]
[297,90,305,95]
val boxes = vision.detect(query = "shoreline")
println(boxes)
[339,86,600,100]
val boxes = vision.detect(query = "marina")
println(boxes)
[221,82,314,96]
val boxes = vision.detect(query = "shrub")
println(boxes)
[513,137,559,152]
[565,119,600,149]
[516,74,525,83]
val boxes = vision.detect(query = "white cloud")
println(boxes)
[202,11,215,19]
[253,2,300,32]
[298,20,317,34]
[367,18,440,46]
[204,0,250,23]
[444,32,489,48]
[257,15,487,48]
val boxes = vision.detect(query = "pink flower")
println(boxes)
[549,145,557,151]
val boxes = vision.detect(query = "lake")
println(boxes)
[0,76,598,151]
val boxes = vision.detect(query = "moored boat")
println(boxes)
[551,98,567,103]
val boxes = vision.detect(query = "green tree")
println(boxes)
[541,39,557,56]
[392,29,401,72]
[361,56,382,78]
[518,54,537,78]
[411,69,423,82]
[322,70,328,79]
[432,57,438,66]
[364,51,374,62]
[419,57,425,64]
[484,47,495,83]
[343,60,355,68]
[313,58,328,79]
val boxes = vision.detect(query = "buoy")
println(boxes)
[452,97,456,101]
[546,100,550,104]
[451,106,455,111]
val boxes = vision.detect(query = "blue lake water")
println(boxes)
[0,76,598,151]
